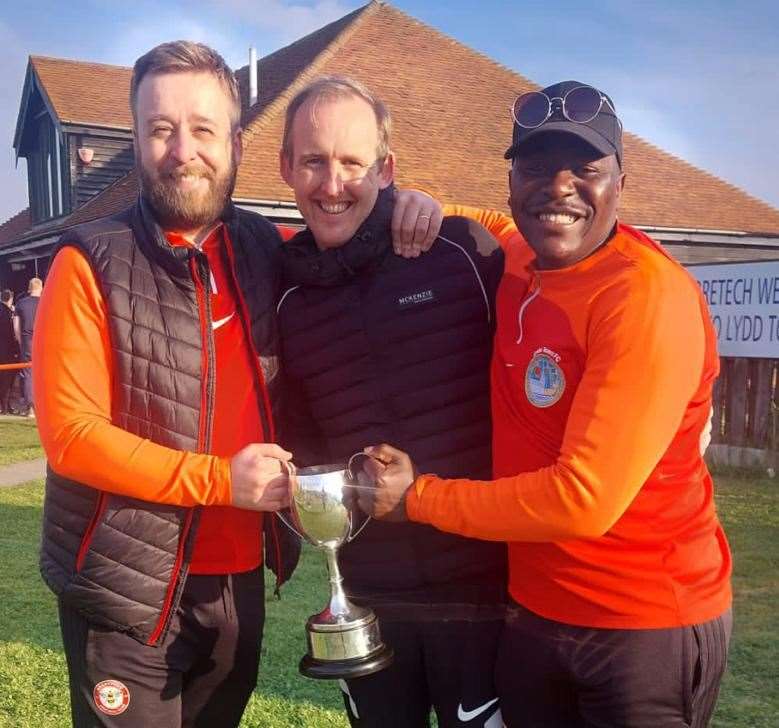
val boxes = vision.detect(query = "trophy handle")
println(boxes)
[346,452,373,542]
[274,459,310,544]
[274,509,308,543]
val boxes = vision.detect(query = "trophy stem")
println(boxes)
[324,544,351,620]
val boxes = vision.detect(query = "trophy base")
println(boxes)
[299,643,394,680]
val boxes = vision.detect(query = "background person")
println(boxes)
[277,76,506,728]
[14,276,41,417]
[362,81,733,728]
[0,288,19,414]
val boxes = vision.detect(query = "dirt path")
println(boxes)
[0,458,46,487]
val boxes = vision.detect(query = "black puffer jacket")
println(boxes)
[0,304,18,362]
[39,198,298,645]
[278,191,507,617]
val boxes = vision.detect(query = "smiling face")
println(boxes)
[133,71,241,238]
[280,94,395,250]
[509,134,625,269]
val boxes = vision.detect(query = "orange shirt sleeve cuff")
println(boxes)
[405,475,432,522]
[215,456,233,505]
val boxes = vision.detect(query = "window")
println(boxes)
[28,114,69,223]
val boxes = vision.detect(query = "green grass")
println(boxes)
[0,419,43,466]
[0,480,347,728]
[710,473,778,728]
[0,475,776,727]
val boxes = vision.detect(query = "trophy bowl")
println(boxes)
[279,456,394,680]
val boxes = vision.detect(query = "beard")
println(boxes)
[138,154,237,231]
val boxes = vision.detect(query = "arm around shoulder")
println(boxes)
[408,265,707,542]
[439,215,504,306]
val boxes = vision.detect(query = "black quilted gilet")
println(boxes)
[39,199,283,644]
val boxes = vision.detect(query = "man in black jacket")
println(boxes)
[278,76,506,728]
[13,277,41,416]
[0,288,19,413]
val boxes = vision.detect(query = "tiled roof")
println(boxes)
[6,0,779,245]
[235,5,368,130]
[233,1,779,235]
[30,56,132,129]
[0,208,32,248]
[65,169,138,224]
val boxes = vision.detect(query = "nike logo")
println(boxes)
[457,697,499,722]
[212,312,235,330]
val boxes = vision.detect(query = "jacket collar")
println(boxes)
[131,194,239,280]
[281,186,395,288]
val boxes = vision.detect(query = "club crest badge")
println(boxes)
[93,679,130,716]
[525,349,565,408]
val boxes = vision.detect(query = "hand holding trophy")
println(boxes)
[277,453,394,679]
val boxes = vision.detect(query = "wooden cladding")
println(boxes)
[70,134,134,208]
[712,357,778,450]
[24,114,133,225]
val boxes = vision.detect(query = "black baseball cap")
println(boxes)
[504,80,623,166]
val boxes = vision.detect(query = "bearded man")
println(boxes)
[33,41,300,728]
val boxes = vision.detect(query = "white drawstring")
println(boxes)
[437,235,492,324]
[516,283,540,344]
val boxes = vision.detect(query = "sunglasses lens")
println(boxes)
[564,86,603,123]
[512,92,550,128]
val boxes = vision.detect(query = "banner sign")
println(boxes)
[688,260,779,358]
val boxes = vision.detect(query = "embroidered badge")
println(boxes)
[93,679,130,716]
[525,349,565,408]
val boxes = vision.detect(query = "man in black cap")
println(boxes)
[359,81,733,727]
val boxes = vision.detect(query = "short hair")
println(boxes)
[281,75,392,161]
[130,41,241,127]
[1,289,12,304]
[28,277,42,293]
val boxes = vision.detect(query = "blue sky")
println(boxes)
[1,0,777,224]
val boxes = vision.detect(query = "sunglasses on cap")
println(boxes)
[510,85,622,130]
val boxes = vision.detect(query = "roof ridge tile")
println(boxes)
[31,55,131,71]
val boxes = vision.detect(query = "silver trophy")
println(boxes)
[278,454,393,680]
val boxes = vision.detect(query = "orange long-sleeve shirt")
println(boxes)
[33,226,268,574]
[410,207,732,629]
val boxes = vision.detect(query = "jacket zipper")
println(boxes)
[147,253,215,646]
[221,231,286,590]
[75,492,107,572]
[195,254,217,450]
[146,508,194,646]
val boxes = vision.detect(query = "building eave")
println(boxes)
[13,61,62,158]
[60,121,132,135]
[635,225,779,248]
[12,63,35,155]
[0,235,59,264]
[232,198,303,220]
